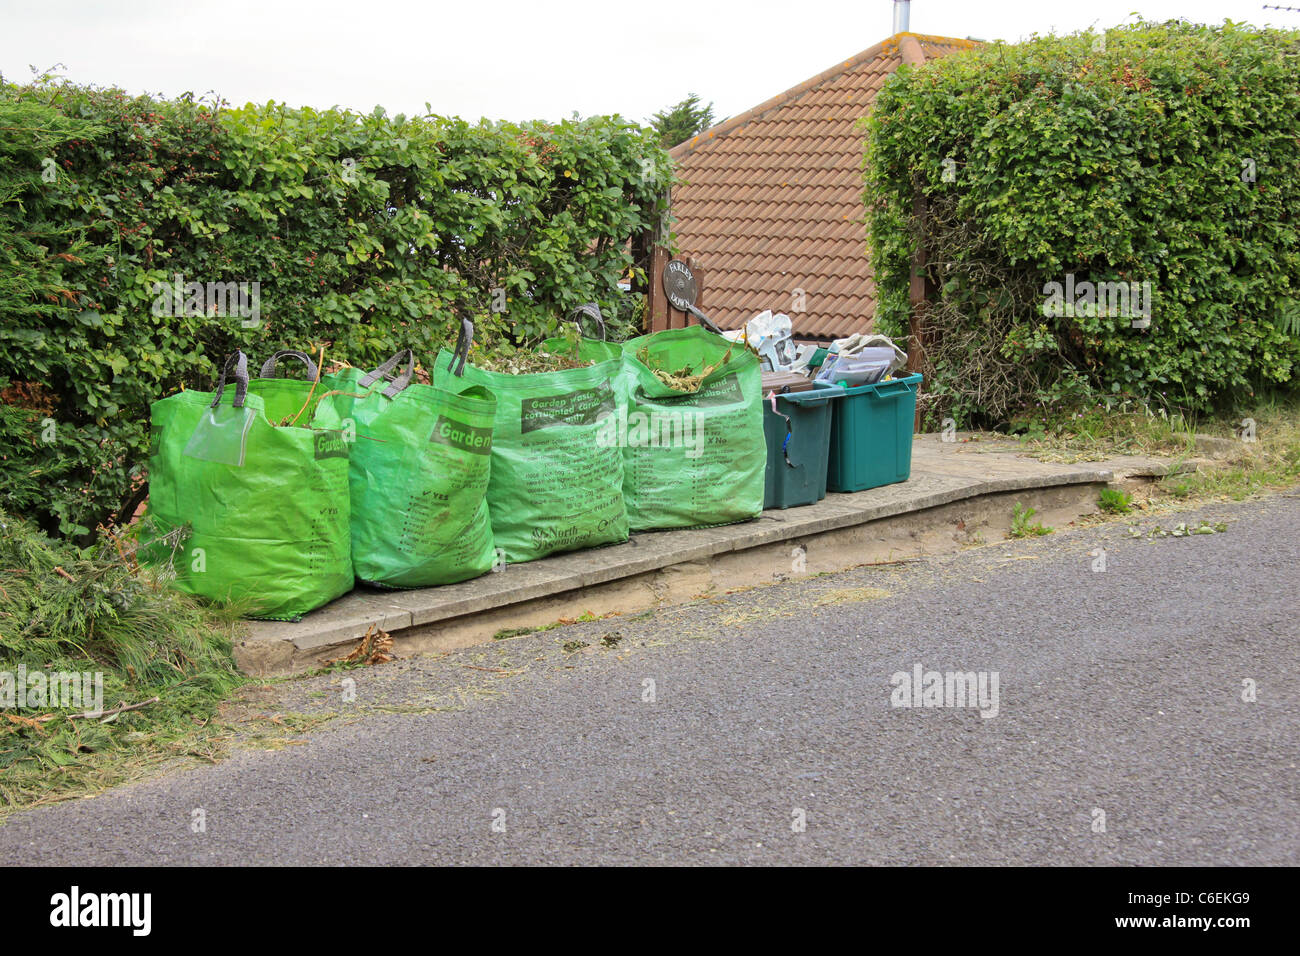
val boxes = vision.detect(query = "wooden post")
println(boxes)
[682,256,704,329]
[903,24,935,429]
[649,252,708,332]
[647,184,719,333]
[644,189,679,334]
[647,241,671,333]
[907,188,935,430]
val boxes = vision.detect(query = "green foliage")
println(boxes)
[1008,502,1053,538]
[1277,298,1300,337]
[0,509,244,797]
[0,399,139,540]
[0,77,673,538]
[864,21,1300,427]
[1098,487,1134,514]
[650,94,716,148]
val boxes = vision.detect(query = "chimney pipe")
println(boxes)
[893,0,910,34]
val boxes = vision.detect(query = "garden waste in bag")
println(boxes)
[144,350,353,621]
[618,324,765,531]
[313,329,499,588]
[537,303,618,361]
[433,319,628,563]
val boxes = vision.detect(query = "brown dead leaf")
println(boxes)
[322,623,395,667]
[4,713,55,732]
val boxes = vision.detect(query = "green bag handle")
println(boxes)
[259,349,319,380]
[209,351,249,408]
[450,317,474,376]
[358,349,415,399]
[570,302,606,341]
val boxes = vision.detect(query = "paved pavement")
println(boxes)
[2,493,1297,865]
[238,433,1186,675]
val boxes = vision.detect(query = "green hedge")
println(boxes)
[864,21,1300,427]
[0,77,672,537]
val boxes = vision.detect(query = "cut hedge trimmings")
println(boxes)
[636,344,732,393]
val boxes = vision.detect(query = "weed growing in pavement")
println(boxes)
[1098,488,1134,514]
[1008,503,1053,539]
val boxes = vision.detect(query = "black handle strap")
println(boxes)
[452,317,473,376]
[570,302,607,341]
[210,351,249,408]
[358,349,415,399]
[259,349,319,380]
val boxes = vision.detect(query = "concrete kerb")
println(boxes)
[234,446,1126,676]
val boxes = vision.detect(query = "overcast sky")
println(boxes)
[1,1,1296,125]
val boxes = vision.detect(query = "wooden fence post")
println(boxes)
[907,188,935,430]
[649,249,708,333]
[647,241,671,333]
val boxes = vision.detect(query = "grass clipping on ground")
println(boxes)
[1019,393,1300,503]
[0,510,246,817]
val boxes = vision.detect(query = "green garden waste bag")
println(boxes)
[433,321,628,563]
[313,337,499,588]
[619,325,765,530]
[145,351,353,621]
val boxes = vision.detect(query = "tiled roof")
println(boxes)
[668,33,978,339]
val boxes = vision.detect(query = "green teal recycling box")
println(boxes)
[763,389,834,509]
[814,373,922,493]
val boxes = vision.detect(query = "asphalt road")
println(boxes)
[2,494,1297,865]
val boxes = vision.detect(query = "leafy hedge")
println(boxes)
[0,77,672,537]
[864,21,1300,427]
